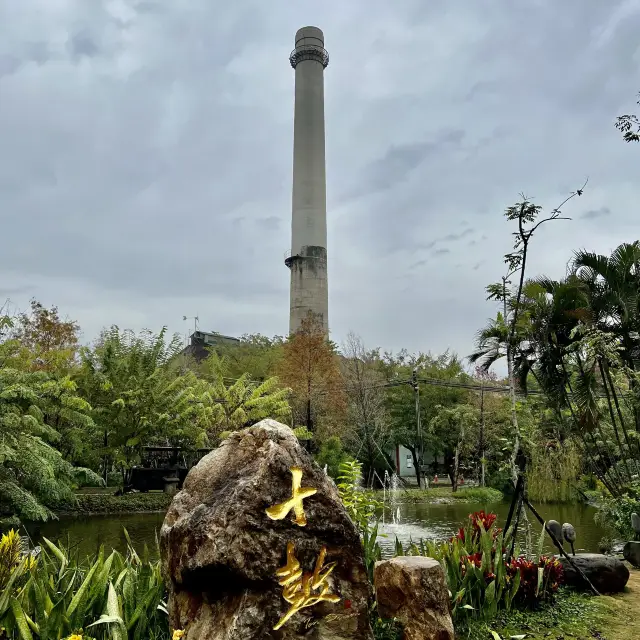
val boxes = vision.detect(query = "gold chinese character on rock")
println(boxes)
[273,542,340,630]
[265,466,317,527]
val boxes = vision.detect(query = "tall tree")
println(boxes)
[384,352,470,488]
[197,352,291,436]
[213,333,285,380]
[0,320,100,521]
[472,367,504,487]
[471,184,586,483]
[276,315,346,444]
[10,299,80,374]
[76,326,213,481]
[428,403,478,492]
[340,333,391,486]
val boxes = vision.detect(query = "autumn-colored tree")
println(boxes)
[276,315,346,443]
[11,299,80,373]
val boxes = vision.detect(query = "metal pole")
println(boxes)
[480,384,485,487]
[413,367,423,487]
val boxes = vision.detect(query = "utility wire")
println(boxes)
[207,370,631,401]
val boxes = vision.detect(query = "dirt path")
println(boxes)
[598,566,640,639]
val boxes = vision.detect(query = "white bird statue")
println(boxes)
[631,513,640,541]
[562,522,577,556]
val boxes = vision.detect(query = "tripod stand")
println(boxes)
[503,471,599,596]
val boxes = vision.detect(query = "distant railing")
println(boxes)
[289,44,329,69]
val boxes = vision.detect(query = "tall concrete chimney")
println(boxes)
[285,26,329,334]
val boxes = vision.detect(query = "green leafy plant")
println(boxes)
[594,481,640,540]
[315,437,353,479]
[371,612,403,640]
[336,461,382,534]
[402,511,563,622]
[0,365,102,521]
[336,460,384,585]
[0,530,169,640]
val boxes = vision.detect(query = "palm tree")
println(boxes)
[572,242,640,472]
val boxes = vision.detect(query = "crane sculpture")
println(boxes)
[547,520,564,552]
[631,512,640,541]
[562,522,577,556]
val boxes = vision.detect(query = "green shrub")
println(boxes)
[336,461,382,534]
[58,492,172,515]
[594,481,640,540]
[335,460,384,585]
[0,530,169,639]
[579,474,598,491]
[397,511,563,622]
[384,487,503,504]
[372,614,403,639]
[486,467,514,495]
[315,437,353,479]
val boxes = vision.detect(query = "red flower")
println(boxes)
[469,510,497,533]
[449,526,466,544]
[344,599,352,609]
[467,552,483,568]
[507,554,565,605]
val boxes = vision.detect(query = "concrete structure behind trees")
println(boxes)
[181,330,240,362]
[286,26,329,334]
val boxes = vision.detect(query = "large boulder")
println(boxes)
[558,553,629,593]
[374,556,454,640]
[623,541,640,568]
[160,419,373,640]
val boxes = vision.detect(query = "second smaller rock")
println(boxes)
[623,541,640,568]
[374,556,454,640]
[558,553,629,593]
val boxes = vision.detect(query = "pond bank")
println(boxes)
[375,486,504,504]
[57,491,171,515]
[56,486,504,517]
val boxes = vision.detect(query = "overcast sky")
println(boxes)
[1,0,638,363]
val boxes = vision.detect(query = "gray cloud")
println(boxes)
[581,207,612,220]
[68,32,100,60]
[346,129,465,199]
[257,216,282,231]
[1,0,639,362]
[441,228,475,242]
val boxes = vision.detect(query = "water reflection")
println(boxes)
[26,512,166,558]
[377,501,608,556]
[24,501,607,560]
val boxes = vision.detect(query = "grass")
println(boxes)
[57,492,172,515]
[374,486,503,504]
[461,590,610,639]
[460,568,640,640]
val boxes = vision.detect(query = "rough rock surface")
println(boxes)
[558,553,629,593]
[160,419,373,640]
[374,556,454,640]
[623,541,640,568]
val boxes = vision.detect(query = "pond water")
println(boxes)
[376,500,609,556]
[25,499,608,559]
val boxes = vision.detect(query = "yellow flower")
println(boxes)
[68,635,83,640]
[172,631,185,640]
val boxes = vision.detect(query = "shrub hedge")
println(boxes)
[377,486,504,504]
[58,492,172,515]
